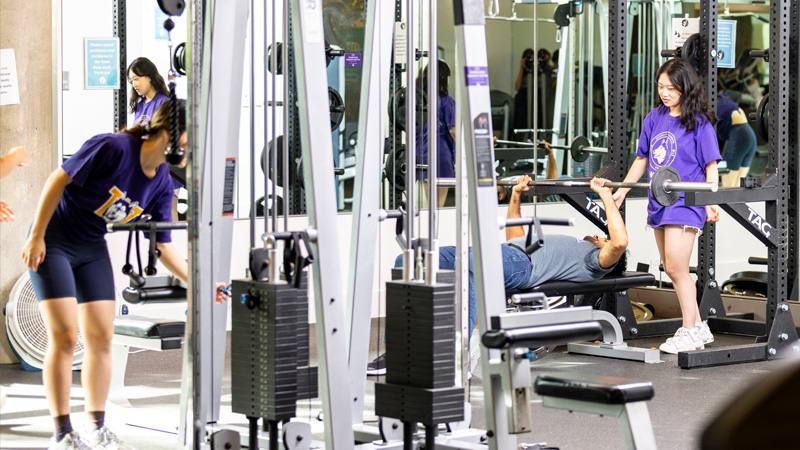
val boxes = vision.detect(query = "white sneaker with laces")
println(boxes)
[694,321,714,344]
[80,426,136,450]
[659,327,704,354]
[48,431,92,450]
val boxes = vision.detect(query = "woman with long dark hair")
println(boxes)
[22,102,229,450]
[127,57,169,127]
[612,58,721,354]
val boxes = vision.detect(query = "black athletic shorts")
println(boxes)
[28,221,115,303]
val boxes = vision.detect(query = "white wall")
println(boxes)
[111,198,769,324]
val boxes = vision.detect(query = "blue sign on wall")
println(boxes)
[717,20,737,69]
[155,8,169,40]
[84,38,120,89]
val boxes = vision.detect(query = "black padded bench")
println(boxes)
[534,373,657,450]
[509,272,691,341]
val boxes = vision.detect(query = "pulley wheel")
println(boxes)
[569,135,591,162]
[651,165,682,207]
[329,87,345,131]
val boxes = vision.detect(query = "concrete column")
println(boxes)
[0,0,54,364]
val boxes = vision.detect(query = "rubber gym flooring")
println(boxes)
[0,322,781,450]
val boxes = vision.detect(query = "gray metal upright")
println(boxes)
[426,0,439,284]
[290,0,355,447]
[402,0,416,280]
[452,0,515,448]
[346,0,395,427]
[180,0,249,448]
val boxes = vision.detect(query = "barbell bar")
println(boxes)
[435,166,717,207]
[494,135,608,162]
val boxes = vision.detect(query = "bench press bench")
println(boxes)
[507,273,662,363]
[483,312,658,450]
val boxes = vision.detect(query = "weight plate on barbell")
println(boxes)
[754,93,769,143]
[329,87,345,131]
[651,165,682,207]
[570,135,591,162]
[388,87,428,132]
[383,145,407,193]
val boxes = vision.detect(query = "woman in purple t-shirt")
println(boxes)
[21,102,229,449]
[128,57,169,127]
[613,58,721,355]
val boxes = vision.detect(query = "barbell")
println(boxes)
[494,135,608,162]
[435,166,717,207]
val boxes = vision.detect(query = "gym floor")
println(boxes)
[0,322,780,450]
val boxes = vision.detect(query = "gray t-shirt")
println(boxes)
[505,234,612,288]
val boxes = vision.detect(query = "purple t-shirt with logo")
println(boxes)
[56,133,175,244]
[133,92,169,127]
[637,105,721,228]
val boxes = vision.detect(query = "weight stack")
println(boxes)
[230,280,301,421]
[289,271,318,400]
[375,281,464,424]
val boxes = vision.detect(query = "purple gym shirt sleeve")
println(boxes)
[637,106,721,229]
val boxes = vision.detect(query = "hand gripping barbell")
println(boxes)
[494,135,607,162]
[525,166,717,207]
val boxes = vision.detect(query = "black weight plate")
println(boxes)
[383,145,407,193]
[329,87,345,131]
[570,135,591,162]
[754,93,769,143]
[388,87,428,132]
[651,166,681,207]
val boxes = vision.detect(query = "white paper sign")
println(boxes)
[672,17,700,48]
[394,22,407,63]
[0,48,21,106]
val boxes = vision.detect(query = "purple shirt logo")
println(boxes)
[649,131,677,171]
[94,186,145,223]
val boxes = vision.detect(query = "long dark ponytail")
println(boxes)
[656,58,717,131]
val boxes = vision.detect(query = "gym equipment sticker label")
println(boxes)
[84,38,120,89]
[223,158,236,217]
[465,66,489,86]
[345,53,362,67]
[473,113,494,186]
[394,23,407,63]
[672,17,699,48]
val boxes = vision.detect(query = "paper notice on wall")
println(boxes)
[672,17,700,48]
[0,49,21,106]
[717,20,737,69]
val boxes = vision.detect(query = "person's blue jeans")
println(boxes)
[393,244,532,340]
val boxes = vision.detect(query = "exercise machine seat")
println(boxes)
[534,372,654,405]
[113,315,185,339]
[483,322,604,349]
[527,272,656,297]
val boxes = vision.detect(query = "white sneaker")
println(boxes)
[48,431,92,450]
[694,321,714,344]
[80,426,136,450]
[659,327,704,354]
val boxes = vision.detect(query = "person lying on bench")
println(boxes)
[441,175,629,340]
[373,176,629,377]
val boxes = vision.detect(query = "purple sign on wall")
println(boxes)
[465,66,489,86]
[344,53,362,67]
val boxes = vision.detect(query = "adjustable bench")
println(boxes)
[534,373,657,450]
[109,276,187,408]
[507,274,662,363]
[483,309,658,448]
[511,272,687,340]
